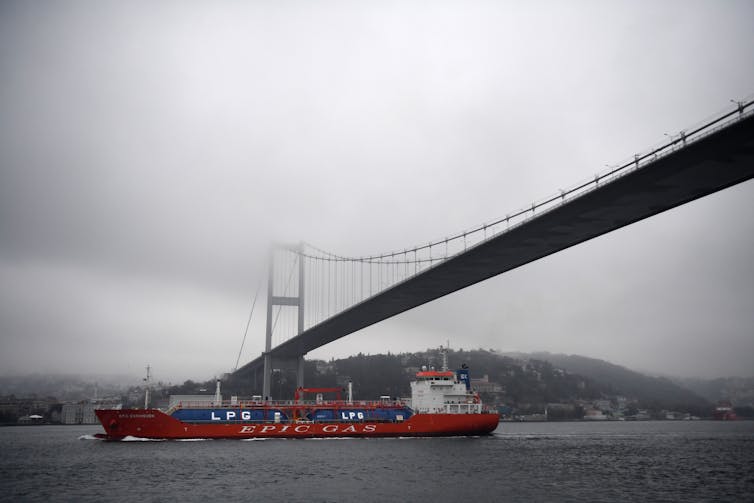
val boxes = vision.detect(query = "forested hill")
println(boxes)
[516,352,709,408]
[214,348,710,414]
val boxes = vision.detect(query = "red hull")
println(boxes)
[95,409,500,440]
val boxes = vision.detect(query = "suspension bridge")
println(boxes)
[235,99,754,398]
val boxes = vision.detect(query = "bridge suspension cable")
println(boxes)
[297,95,754,265]
[234,278,262,372]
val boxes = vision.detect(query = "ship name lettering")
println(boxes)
[211,412,221,421]
[241,411,251,420]
[238,423,378,434]
[226,411,236,420]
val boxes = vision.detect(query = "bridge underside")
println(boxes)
[235,113,754,380]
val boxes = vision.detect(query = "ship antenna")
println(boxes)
[441,345,448,372]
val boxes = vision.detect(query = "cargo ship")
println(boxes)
[95,361,500,440]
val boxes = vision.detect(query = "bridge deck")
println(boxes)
[236,112,754,378]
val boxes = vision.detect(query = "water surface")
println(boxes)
[1,421,752,502]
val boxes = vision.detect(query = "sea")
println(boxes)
[1,421,752,502]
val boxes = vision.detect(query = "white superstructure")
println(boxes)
[409,369,482,414]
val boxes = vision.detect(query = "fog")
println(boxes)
[1,0,753,382]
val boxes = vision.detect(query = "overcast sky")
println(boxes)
[1,0,753,384]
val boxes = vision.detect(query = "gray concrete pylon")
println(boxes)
[262,243,307,400]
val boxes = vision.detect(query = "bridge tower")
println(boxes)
[262,243,305,400]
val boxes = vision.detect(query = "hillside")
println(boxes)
[518,352,709,409]
[673,376,754,406]
[1,350,718,419]
[0,373,136,401]
[217,348,711,416]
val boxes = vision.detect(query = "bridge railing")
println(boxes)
[464,96,754,250]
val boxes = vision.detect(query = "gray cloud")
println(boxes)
[1,0,753,381]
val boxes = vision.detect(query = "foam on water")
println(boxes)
[120,435,165,442]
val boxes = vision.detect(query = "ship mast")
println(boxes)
[143,365,151,409]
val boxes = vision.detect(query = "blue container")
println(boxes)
[370,407,412,421]
[311,409,336,421]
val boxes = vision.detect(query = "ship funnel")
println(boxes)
[456,364,470,391]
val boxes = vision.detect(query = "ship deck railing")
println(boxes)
[164,399,408,416]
